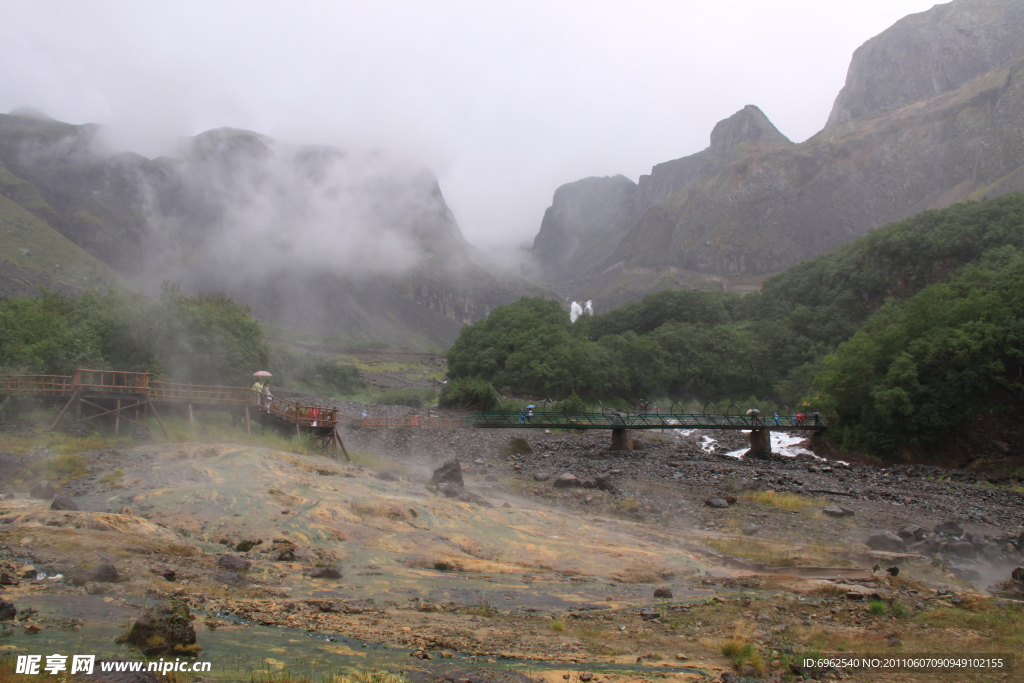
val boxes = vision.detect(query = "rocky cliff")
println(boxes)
[530,0,1024,302]
[0,113,544,349]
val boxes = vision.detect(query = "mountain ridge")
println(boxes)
[529,0,1024,308]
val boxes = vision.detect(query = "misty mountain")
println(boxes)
[0,114,545,349]
[531,0,1024,307]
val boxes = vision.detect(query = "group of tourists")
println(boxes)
[251,374,326,426]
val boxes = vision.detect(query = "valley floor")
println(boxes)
[0,404,1021,683]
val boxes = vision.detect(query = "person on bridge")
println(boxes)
[745,408,760,426]
[772,412,780,426]
[526,406,534,423]
[263,382,273,412]
[519,409,526,424]
[252,379,265,408]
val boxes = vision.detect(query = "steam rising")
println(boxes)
[137,129,464,287]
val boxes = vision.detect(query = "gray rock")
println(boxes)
[0,599,15,621]
[704,497,730,508]
[897,524,926,542]
[50,494,79,511]
[935,520,965,537]
[431,459,464,487]
[217,554,250,572]
[436,481,463,498]
[69,563,120,586]
[533,472,550,482]
[552,473,581,488]
[822,505,855,517]
[0,572,18,586]
[310,566,342,579]
[119,600,196,655]
[947,541,977,560]
[653,587,673,598]
[214,572,246,585]
[29,480,59,499]
[866,531,904,552]
[743,523,760,536]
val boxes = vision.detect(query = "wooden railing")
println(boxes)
[150,382,252,405]
[0,374,74,396]
[73,369,148,394]
[262,395,338,428]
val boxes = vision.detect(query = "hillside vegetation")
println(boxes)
[448,194,1024,461]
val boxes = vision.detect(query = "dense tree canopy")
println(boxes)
[446,194,1024,457]
[0,288,270,385]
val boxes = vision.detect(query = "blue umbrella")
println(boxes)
[526,405,535,408]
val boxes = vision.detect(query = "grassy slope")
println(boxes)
[0,177,124,295]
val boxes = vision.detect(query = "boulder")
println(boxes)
[704,497,730,509]
[436,481,464,498]
[866,531,904,552]
[897,524,926,542]
[934,520,965,537]
[552,473,581,488]
[947,541,977,560]
[594,474,616,492]
[50,494,79,511]
[0,599,15,621]
[822,505,855,518]
[532,472,550,482]
[217,554,250,572]
[69,564,120,586]
[29,480,59,499]
[149,566,176,581]
[653,587,673,598]
[743,523,760,536]
[119,600,197,655]
[431,459,464,487]
[310,566,343,579]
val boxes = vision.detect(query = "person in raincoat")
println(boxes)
[745,407,760,426]
[252,379,265,408]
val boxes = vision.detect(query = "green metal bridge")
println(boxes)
[468,410,825,451]
[469,411,826,430]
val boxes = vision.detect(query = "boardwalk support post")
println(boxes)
[244,406,251,435]
[146,399,169,440]
[749,429,770,455]
[49,390,80,430]
[611,428,632,450]
[334,426,350,462]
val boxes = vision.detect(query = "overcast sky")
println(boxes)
[0,0,942,255]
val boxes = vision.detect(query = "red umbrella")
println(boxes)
[252,371,272,377]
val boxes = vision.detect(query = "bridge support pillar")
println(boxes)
[611,428,632,450]
[749,429,770,455]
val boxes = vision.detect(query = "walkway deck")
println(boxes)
[469,411,826,430]
[0,370,346,458]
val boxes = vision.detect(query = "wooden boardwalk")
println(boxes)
[0,369,347,459]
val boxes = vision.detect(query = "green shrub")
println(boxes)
[439,377,499,410]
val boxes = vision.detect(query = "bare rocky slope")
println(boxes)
[531,0,1024,307]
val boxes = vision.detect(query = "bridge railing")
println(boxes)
[351,416,467,429]
[469,411,827,429]
[262,396,338,429]
[0,374,74,396]
[150,382,253,405]
[73,369,149,395]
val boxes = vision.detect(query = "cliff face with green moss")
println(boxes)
[531,0,1024,301]
[0,116,544,349]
